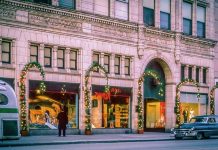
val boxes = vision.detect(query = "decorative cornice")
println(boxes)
[181,35,217,47]
[144,26,176,38]
[0,0,138,31]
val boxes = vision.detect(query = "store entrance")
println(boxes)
[144,100,165,132]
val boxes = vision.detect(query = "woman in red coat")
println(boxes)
[57,107,68,136]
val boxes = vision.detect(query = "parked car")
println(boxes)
[171,115,218,140]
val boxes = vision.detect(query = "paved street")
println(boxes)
[1,139,218,150]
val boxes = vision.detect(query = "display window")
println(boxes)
[145,101,165,129]
[180,92,208,123]
[29,81,79,129]
[91,86,131,128]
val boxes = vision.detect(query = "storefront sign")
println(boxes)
[110,88,122,95]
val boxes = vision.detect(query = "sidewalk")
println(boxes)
[0,132,174,147]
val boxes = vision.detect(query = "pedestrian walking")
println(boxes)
[57,106,68,136]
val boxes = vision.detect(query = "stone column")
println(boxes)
[121,56,125,77]
[170,0,176,31]
[11,40,16,67]
[100,52,105,75]
[199,67,203,84]
[39,44,44,67]
[77,49,81,72]
[110,0,115,18]
[155,0,160,28]
[65,48,70,72]
[192,66,196,81]
[175,0,182,32]
[130,57,134,77]
[110,53,115,77]
[53,46,58,72]
[192,0,197,36]
[138,0,143,24]
[165,83,177,131]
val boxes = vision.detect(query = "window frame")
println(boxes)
[2,40,11,64]
[203,68,207,84]
[197,5,206,38]
[58,0,76,9]
[188,66,192,79]
[93,53,100,72]
[124,57,130,76]
[181,65,185,81]
[160,11,171,30]
[104,54,110,74]
[182,1,192,35]
[70,50,77,70]
[114,56,121,75]
[143,7,155,26]
[196,67,200,83]
[57,49,65,69]
[44,47,52,68]
[30,45,39,63]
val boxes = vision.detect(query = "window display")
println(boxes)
[29,81,79,129]
[91,91,130,128]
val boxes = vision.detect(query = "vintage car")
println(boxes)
[171,115,218,140]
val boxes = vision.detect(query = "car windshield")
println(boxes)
[189,117,207,123]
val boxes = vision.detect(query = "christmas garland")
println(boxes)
[137,70,163,130]
[19,62,46,132]
[209,85,218,115]
[84,62,109,131]
[175,78,200,126]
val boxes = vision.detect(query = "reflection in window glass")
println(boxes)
[30,45,38,63]
[44,47,52,67]
[2,41,11,63]
[57,49,64,68]
[0,93,8,105]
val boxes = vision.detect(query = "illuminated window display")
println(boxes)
[145,101,165,128]
[180,92,208,123]
[91,86,131,128]
[29,81,79,129]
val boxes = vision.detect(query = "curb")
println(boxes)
[0,138,174,147]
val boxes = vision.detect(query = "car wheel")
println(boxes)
[195,133,203,140]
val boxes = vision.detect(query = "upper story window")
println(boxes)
[160,0,171,30]
[203,68,207,84]
[143,0,155,26]
[196,67,200,82]
[59,0,76,9]
[70,50,77,70]
[30,45,38,63]
[115,0,129,20]
[114,55,121,75]
[197,6,206,38]
[124,57,130,75]
[93,53,100,72]
[2,40,11,64]
[57,49,65,69]
[44,47,52,68]
[183,1,192,35]
[34,0,52,5]
[181,65,185,81]
[188,66,192,79]
[104,55,110,73]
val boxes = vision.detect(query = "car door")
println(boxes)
[214,117,218,135]
[207,117,217,136]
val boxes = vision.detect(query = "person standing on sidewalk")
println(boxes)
[57,106,68,137]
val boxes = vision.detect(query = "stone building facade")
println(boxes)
[0,0,217,134]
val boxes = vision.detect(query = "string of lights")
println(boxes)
[19,61,46,134]
[209,85,218,115]
[137,69,164,132]
[84,62,109,133]
[175,78,200,127]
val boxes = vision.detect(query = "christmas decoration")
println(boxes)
[84,62,109,132]
[19,62,46,134]
[137,69,163,131]
[209,85,218,115]
[175,78,200,126]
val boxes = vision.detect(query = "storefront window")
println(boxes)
[91,86,131,128]
[180,92,208,123]
[29,81,79,129]
[145,101,165,128]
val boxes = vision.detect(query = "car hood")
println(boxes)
[179,123,205,129]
